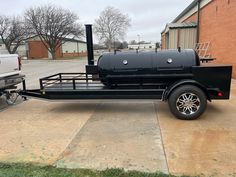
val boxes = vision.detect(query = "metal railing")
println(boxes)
[39,73,100,90]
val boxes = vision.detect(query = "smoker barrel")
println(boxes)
[97,49,200,86]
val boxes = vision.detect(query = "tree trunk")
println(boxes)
[12,45,19,54]
[108,41,112,52]
[49,48,56,60]
[4,42,19,54]
[5,45,12,54]
[51,51,56,60]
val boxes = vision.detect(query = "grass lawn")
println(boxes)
[0,163,195,177]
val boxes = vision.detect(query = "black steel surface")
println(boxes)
[97,49,200,86]
[20,72,165,100]
[20,89,164,100]
[85,24,94,65]
[20,63,232,102]
[85,65,98,74]
[192,65,232,99]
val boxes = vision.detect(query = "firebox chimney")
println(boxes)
[85,24,94,65]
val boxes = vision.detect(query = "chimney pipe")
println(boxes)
[85,24,94,65]
[197,0,201,43]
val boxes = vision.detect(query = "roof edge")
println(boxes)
[172,0,199,23]
[161,22,197,34]
[27,35,86,43]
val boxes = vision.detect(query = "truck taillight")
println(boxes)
[18,57,22,70]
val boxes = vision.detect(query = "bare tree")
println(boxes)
[122,41,128,49]
[130,40,137,45]
[25,5,83,59]
[94,6,131,51]
[0,15,29,54]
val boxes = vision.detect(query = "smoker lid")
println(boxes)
[98,49,200,68]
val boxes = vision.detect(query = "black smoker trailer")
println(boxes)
[20,25,232,120]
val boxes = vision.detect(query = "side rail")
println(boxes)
[39,73,100,90]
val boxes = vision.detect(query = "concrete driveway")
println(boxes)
[0,59,235,177]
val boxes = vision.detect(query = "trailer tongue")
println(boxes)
[19,25,232,120]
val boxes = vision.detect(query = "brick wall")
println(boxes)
[28,41,62,59]
[28,39,87,59]
[28,41,48,59]
[183,0,236,78]
[62,52,87,58]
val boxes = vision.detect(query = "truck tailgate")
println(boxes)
[0,54,20,77]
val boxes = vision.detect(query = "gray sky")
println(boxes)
[0,0,193,43]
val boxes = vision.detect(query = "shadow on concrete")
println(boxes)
[50,102,155,115]
[0,96,24,112]
[49,103,98,113]
[206,103,223,113]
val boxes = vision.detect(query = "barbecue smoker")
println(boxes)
[20,25,232,120]
[97,49,200,86]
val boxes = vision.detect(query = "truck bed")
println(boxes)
[0,54,20,78]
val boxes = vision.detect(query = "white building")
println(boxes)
[0,40,27,56]
[0,40,7,54]
[128,43,156,50]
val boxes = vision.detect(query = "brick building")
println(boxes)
[161,0,236,78]
[27,36,87,59]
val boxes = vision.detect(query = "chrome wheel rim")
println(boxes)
[176,92,200,115]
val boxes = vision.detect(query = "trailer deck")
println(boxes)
[20,73,165,100]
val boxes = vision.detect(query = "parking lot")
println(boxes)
[0,59,236,177]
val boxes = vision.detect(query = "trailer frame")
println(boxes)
[20,72,166,100]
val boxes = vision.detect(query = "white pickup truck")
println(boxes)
[0,54,24,100]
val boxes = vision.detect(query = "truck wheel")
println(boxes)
[168,85,207,120]
[5,92,18,105]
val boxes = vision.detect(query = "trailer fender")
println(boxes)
[163,79,211,101]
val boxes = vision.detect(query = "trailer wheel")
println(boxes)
[168,85,207,120]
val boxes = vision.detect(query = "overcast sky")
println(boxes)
[0,0,193,43]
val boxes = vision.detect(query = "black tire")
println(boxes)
[5,92,18,105]
[168,85,207,120]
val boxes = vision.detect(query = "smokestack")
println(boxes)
[85,24,94,65]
